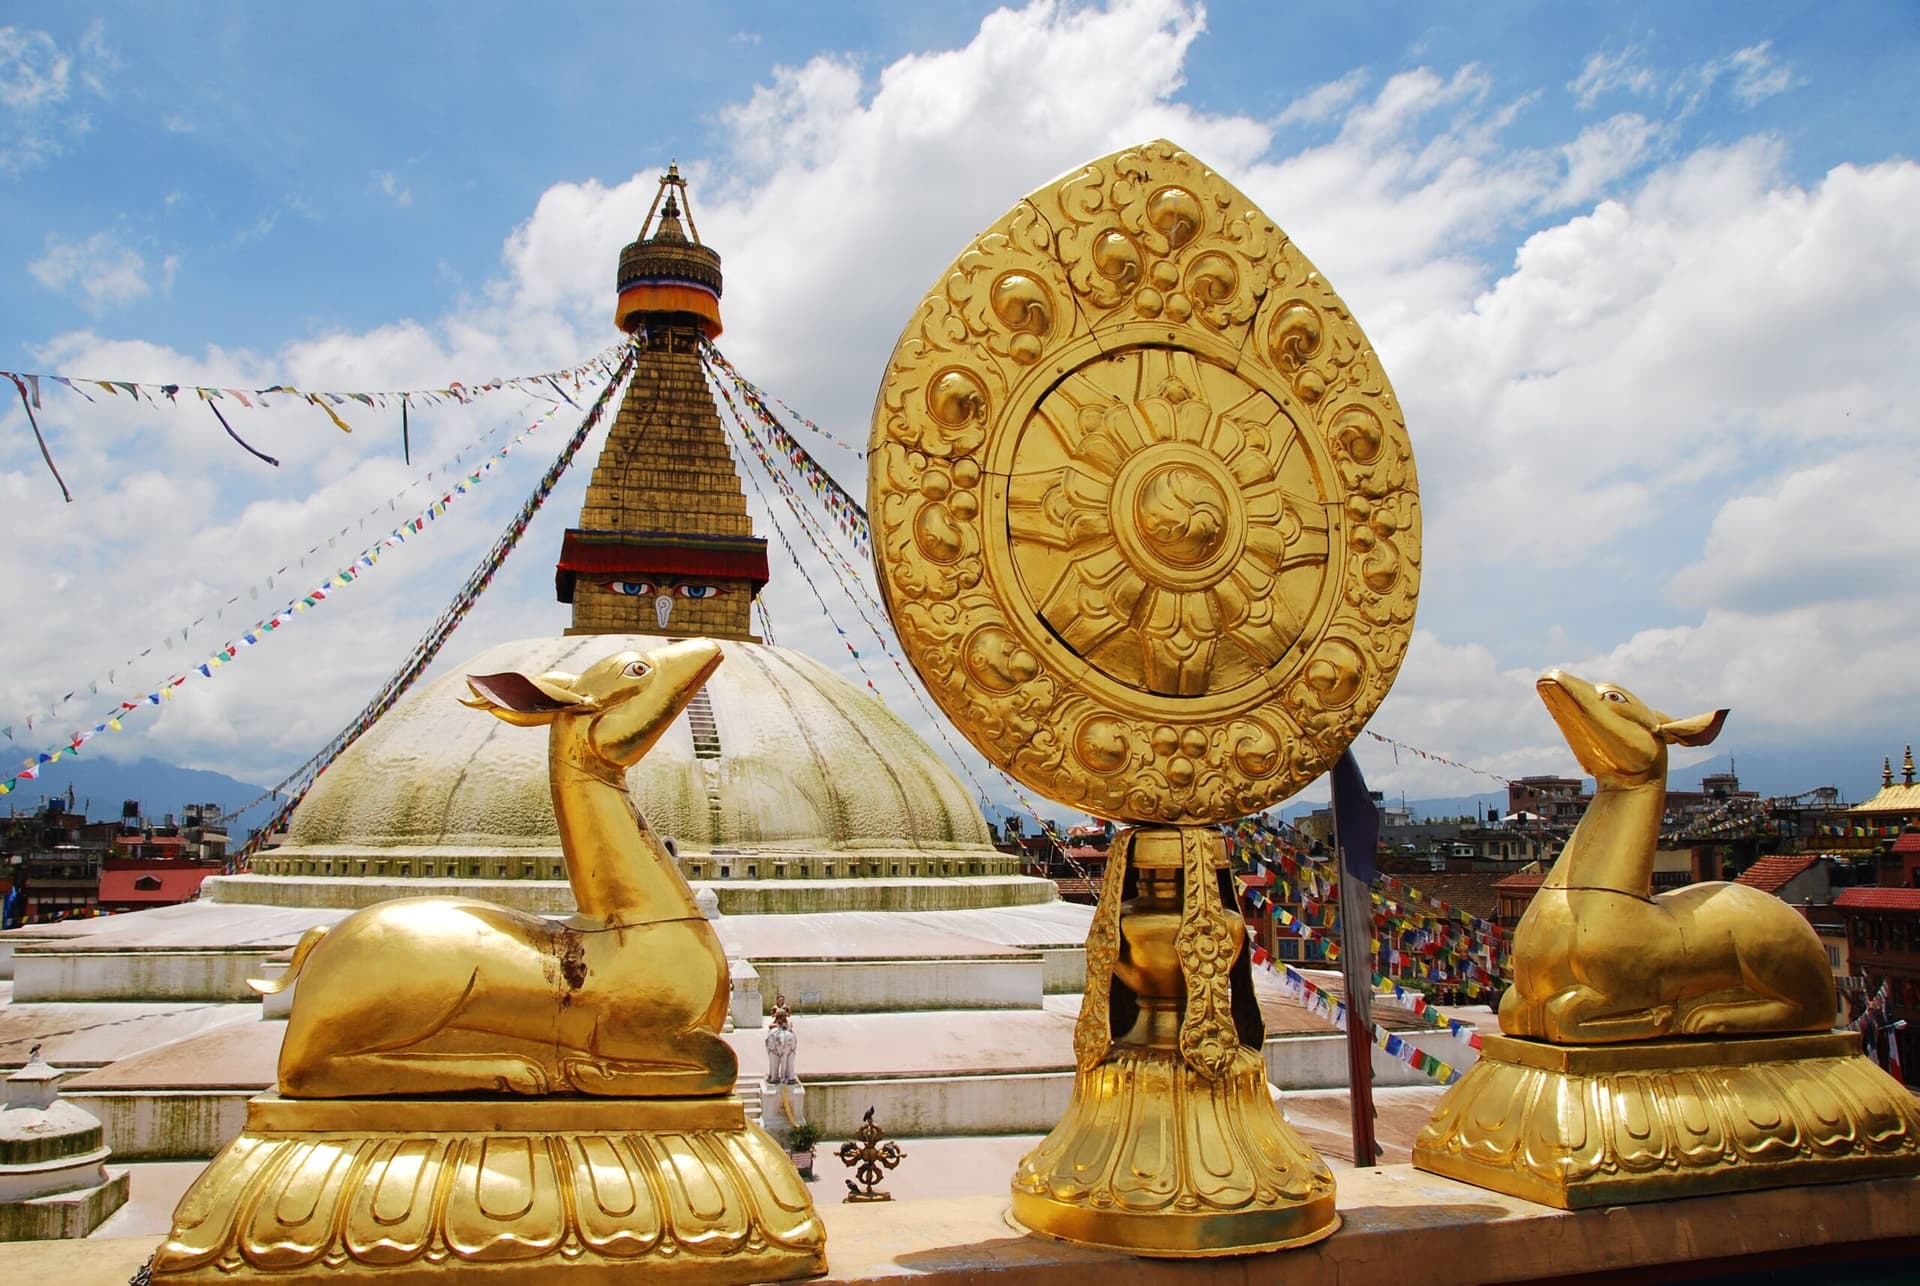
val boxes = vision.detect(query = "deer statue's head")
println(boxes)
[461,639,724,773]
[1536,669,1727,785]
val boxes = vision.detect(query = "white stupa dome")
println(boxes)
[256,634,1013,884]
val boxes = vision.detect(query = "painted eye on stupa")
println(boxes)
[604,580,654,597]
[678,585,724,599]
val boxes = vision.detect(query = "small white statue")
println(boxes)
[765,1013,798,1085]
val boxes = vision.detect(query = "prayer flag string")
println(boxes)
[229,342,637,855]
[1,345,621,497]
[1,349,630,805]
[2,361,619,748]
[1255,956,1470,1086]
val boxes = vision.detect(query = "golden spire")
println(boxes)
[556,165,767,641]
[1884,756,1895,789]
[1905,745,1915,788]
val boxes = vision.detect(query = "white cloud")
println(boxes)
[0,21,115,171]
[1570,47,1659,110]
[1276,69,1368,126]
[28,229,155,310]
[0,25,70,110]
[376,170,412,208]
[1668,451,1920,615]
[75,18,120,98]
[1577,40,1798,122]
[1718,42,1796,107]
[1550,112,1658,208]
[235,211,277,243]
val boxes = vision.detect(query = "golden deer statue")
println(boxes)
[254,638,735,1097]
[1499,670,1834,1043]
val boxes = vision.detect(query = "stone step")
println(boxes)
[50,1019,1476,1159]
[12,948,277,1004]
[754,955,1045,1014]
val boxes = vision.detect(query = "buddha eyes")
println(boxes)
[600,581,722,598]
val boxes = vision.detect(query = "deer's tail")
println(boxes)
[248,924,330,995]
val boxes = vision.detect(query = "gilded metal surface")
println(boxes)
[150,1095,826,1283]
[1414,1032,1920,1208]
[869,138,1419,825]
[256,640,738,1097]
[1016,825,1339,1255]
[868,140,1368,1255]
[1419,671,1919,1207]
[1500,671,1834,1043]
[163,641,827,1282]
[1011,1043,1339,1256]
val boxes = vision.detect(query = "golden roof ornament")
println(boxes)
[871,138,1419,1256]
[1905,744,1915,787]
[616,161,724,338]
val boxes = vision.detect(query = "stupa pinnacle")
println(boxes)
[556,163,770,640]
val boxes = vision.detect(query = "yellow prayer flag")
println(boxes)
[308,394,353,433]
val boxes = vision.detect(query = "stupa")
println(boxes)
[240,164,1032,909]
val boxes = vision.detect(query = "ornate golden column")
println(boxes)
[868,140,1422,1255]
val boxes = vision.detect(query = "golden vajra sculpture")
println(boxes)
[870,138,1422,1256]
[1415,670,1920,1207]
[151,640,826,1283]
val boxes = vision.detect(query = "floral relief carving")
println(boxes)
[869,138,1419,824]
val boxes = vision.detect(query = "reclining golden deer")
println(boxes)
[254,639,735,1097]
[1499,670,1834,1044]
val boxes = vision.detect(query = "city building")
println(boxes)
[2,800,227,924]
[1506,775,1588,827]
[1834,885,1920,1081]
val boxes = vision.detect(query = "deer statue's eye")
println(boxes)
[1601,690,1627,704]
[625,661,650,678]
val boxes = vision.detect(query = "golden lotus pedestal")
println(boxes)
[150,1094,826,1284]
[1414,1030,1920,1209]
[1011,1044,1340,1256]
[1010,827,1340,1258]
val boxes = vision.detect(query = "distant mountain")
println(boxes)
[2,755,279,838]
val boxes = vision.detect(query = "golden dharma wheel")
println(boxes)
[869,139,1419,825]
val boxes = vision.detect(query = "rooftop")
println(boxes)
[1835,887,1920,911]
[1733,854,1820,894]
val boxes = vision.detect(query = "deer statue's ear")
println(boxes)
[461,672,584,727]
[1655,708,1729,747]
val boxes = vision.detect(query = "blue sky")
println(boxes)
[4,2,1918,816]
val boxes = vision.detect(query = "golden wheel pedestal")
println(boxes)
[1008,827,1340,1255]
[151,1095,826,1283]
[1414,1031,1920,1209]
[1012,1046,1338,1256]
